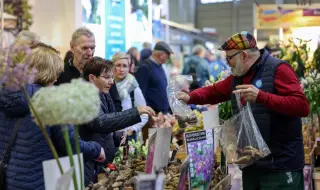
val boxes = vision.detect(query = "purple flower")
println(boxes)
[0,45,35,91]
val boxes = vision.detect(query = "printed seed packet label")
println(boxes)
[184,129,214,190]
[55,167,74,190]
[134,173,157,190]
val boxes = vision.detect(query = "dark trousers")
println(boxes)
[242,167,304,190]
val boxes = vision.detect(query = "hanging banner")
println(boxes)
[82,0,106,58]
[255,4,320,29]
[82,0,152,59]
[105,0,126,60]
[152,19,163,42]
[125,0,152,50]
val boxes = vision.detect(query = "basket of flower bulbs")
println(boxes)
[86,139,148,190]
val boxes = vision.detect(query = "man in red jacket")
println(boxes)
[178,31,309,190]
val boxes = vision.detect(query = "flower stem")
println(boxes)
[61,125,79,190]
[75,125,83,190]
[21,86,64,174]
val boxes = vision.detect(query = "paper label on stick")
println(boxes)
[55,167,74,190]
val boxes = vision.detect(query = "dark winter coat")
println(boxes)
[0,84,101,190]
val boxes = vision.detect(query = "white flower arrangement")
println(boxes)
[302,69,320,113]
[31,79,100,126]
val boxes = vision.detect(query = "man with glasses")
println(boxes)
[178,31,309,190]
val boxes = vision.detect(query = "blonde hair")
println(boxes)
[13,30,40,47]
[27,43,64,86]
[112,52,129,64]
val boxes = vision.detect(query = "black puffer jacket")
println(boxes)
[79,93,141,185]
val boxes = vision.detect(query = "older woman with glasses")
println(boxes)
[80,56,155,185]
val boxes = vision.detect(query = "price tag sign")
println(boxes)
[139,180,156,190]
[55,167,74,190]
[134,174,157,190]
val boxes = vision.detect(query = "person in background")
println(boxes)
[112,52,149,142]
[143,42,151,49]
[140,42,152,61]
[8,30,41,64]
[182,44,210,90]
[0,43,104,190]
[208,51,230,80]
[127,47,140,73]
[178,31,309,190]
[135,41,173,114]
[12,30,40,47]
[80,57,155,185]
[56,27,123,112]
[127,47,140,62]
[140,48,152,61]
[64,50,74,63]
[127,54,137,74]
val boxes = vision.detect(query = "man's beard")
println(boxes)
[231,57,245,77]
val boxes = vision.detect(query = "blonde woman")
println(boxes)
[112,52,149,141]
[0,43,104,190]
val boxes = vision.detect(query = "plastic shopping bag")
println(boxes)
[167,75,197,127]
[219,93,271,168]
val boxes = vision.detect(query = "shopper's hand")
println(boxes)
[126,130,134,136]
[137,106,155,116]
[176,113,198,127]
[187,113,198,125]
[176,115,187,128]
[233,85,259,103]
[181,83,190,93]
[176,92,190,103]
[120,135,126,146]
[95,148,105,163]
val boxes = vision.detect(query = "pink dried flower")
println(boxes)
[0,45,36,91]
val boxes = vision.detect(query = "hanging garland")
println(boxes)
[4,0,33,31]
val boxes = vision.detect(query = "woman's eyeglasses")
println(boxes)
[99,75,114,81]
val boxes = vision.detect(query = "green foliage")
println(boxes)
[113,137,148,164]
[218,101,232,121]
[302,70,320,114]
[312,46,320,72]
[4,0,33,30]
[208,72,233,121]
[278,38,311,78]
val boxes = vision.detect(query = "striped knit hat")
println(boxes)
[218,31,257,51]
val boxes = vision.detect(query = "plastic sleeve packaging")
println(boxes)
[219,93,271,168]
[167,75,198,126]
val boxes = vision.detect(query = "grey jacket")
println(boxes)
[182,55,210,87]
